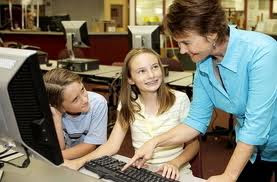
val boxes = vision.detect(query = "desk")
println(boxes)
[1,156,100,182]
[80,155,205,182]
[40,60,122,76]
[40,60,193,84]
[94,70,122,80]
[93,69,193,84]
[168,76,194,100]
[164,71,193,83]
[1,154,205,182]
[169,76,193,87]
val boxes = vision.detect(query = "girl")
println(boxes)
[43,68,108,160]
[64,48,199,180]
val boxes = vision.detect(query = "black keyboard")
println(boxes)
[84,155,179,182]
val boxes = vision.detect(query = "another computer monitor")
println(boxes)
[62,20,90,59]
[37,14,70,32]
[128,25,160,54]
[0,47,63,166]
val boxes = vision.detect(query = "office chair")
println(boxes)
[203,111,235,149]
[161,57,185,72]
[58,48,85,60]
[83,76,121,132]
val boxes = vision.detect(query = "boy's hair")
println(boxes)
[43,68,82,110]
[118,48,176,129]
[164,0,228,45]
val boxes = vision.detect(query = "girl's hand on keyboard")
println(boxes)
[156,162,180,180]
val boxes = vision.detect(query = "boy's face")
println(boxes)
[61,82,89,114]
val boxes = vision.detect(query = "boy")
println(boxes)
[43,68,108,160]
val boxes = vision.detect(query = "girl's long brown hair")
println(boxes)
[118,48,175,129]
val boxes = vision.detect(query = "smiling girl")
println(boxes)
[64,48,199,180]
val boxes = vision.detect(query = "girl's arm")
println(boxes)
[63,119,128,170]
[156,137,200,179]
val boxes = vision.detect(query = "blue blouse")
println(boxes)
[183,26,277,162]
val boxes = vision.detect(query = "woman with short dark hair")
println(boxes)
[123,0,277,181]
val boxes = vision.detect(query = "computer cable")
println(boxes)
[0,145,30,168]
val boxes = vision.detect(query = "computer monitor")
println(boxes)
[37,14,70,32]
[0,47,63,166]
[62,20,90,60]
[128,25,160,54]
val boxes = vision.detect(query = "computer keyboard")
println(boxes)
[84,155,179,182]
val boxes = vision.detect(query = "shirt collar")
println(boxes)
[199,25,241,74]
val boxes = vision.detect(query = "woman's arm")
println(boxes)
[208,142,254,182]
[122,123,199,171]
[63,119,128,170]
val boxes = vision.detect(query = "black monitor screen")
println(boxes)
[37,15,70,32]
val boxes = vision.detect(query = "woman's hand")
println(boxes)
[156,161,180,180]
[63,158,86,171]
[121,138,158,171]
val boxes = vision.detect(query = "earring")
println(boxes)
[212,42,216,48]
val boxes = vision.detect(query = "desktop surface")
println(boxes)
[1,151,204,182]
[1,156,101,182]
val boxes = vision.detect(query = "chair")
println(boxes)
[57,48,85,60]
[203,111,235,149]
[83,76,121,132]
[161,57,185,72]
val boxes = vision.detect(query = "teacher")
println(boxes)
[122,0,277,181]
